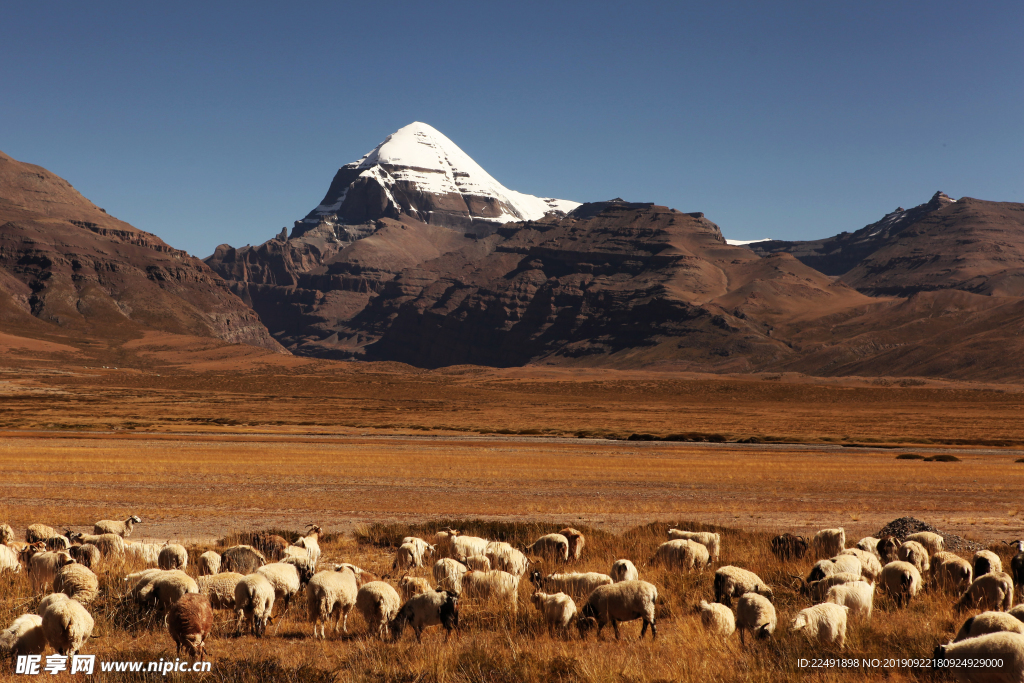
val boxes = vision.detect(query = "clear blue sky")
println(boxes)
[2,1,1021,256]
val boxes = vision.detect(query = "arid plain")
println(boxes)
[2,335,1024,682]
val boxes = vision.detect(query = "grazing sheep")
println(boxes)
[1007,540,1024,602]
[933,552,974,594]
[975,549,1004,578]
[0,614,46,657]
[29,550,76,592]
[390,589,459,643]
[838,548,883,582]
[197,551,221,576]
[0,544,20,575]
[220,545,266,575]
[956,572,1014,613]
[0,523,13,545]
[812,528,846,558]
[905,531,944,556]
[257,562,304,611]
[791,603,849,649]
[897,540,931,575]
[462,555,491,571]
[93,515,142,538]
[36,593,69,617]
[526,534,569,562]
[433,558,469,593]
[876,536,900,563]
[235,573,275,637]
[461,570,521,611]
[714,566,773,607]
[399,575,432,602]
[577,580,658,641]
[879,561,923,607]
[610,559,639,583]
[393,543,423,571]
[54,563,99,604]
[653,539,710,572]
[668,529,721,562]
[954,611,1024,642]
[808,555,862,582]
[68,532,125,558]
[26,524,61,544]
[736,593,776,645]
[356,581,402,639]
[433,529,458,558]
[158,543,188,571]
[123,541,162,566]
[40,597,93,656]
[306,568,358,638]
[286,524,322,565]
[531,591,577,636]
[698,599,735,636]
[796,572,864,603]
[68,544,101,569]
[856,536,881,558]
[826,580,874,620]
[558,527,586,562]
[401,537,435,564]
[1010,605,1024,623]
[771,533,808,561]
[43,535,71,551]
[334,563,378,587]
[251,532,289,562]
[167,593,213,660]
[484,541,530,576]
[933,632,1024,683]
[530,570,613,598]
[136,570,200,616]
[448,534,489,561]
[198,572,245,610]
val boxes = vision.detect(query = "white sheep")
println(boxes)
[333,563,378,587]
[399,576,432,602]
[356,581,402,639]
[800,573,864,603]
[791,603,849,649]
[390,589,459,643]
[257,562,303,611]
[41,597,93,656]
[393,543,422,571]
[975,550,1004,578]
[933,552,973,594]
[956,572,1014,613]
[54,563,99,604]
[70,533,125,558]
[577,580,658,640]
[856,536,881,558]
[197,551,221,576]
[306,567,358,638]
[447,533,489,560]
[485,541,530,576]
[401,536,434,564]
[167,593,214,660]
[235,573,275,637]
[812,528,846,558]
[124,541,162,566]
[461,570,521,611]
[433,558,468,593]
[826,580,874,621]
[530,570,613,598]
[287,524,322,565]
[933,632,1024,683]
[654,539,710,572]
[0,544,20,575]
[525,534,569,562]
[69,544,101,569]
[531,591,577,636]
[0,523,13,545]
[198,572,245,609]
[736,592,777,645]
[29,549,76,592]
[220,545,266,574]
[808,555,862,582]
[0,614,46,657]
[897,540,931,575]
[463,555,491,571]
[955,611,1024,642]
[158,543,188,571]
[698,599,735,636]
[136,570,200,617]
[610,559,639,583]
[26,524,61,544]
[714,566,773,607]
[93,515,142,538]
[838,548,883,582]
[905,531,944,556]
[668,529,721,562]
[879,561,922,607]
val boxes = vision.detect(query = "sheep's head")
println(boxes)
[130,515,142,524]
[576,611,598,637]
[528,570,542,586]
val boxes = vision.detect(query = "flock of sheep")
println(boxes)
[3,517,1024,681]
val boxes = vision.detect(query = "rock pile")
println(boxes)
[875,517,983,552]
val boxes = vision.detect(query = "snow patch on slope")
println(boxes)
[726,238,771,246]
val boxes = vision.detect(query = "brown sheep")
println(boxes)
[558,528,586,562]
[168,593,214,660]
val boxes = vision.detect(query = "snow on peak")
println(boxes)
[317,122,579,223]
[726,238,771,246]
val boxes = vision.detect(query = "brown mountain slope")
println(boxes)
[0,151,284,353]
[751,192,1024,297]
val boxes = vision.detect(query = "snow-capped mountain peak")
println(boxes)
[298,122,579,233]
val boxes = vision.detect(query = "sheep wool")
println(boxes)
[714,566,773,607]
[167,593,214,660]
[791,603,849,649]
[158,544,188,571]
[736,593,777,645]
[41,597,94,656]
[610,559,639,583]
[355,581,402,639]
[577,580,658,640]
[654,539,710,572]
[197,551,221,576]
[957,572,1014,613]
[398,576,431,602]
[667,529,721,562]
[954,611,1024,642]
[897,540,931,575]
[826,580,874,620]
[698,600,735,636]
[199,572,245,610]
[235,573,275,638]
[306,568,358,638]
[54,563,100,604]
[879,561,922,608]
[531,591,577,635]
[934,632,1024,683]
[0,614,46,657]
